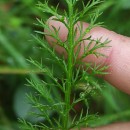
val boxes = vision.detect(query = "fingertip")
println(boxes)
[45,16,68,55]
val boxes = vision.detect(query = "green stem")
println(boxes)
[63,3,74,130]
[0,31,40,83]
[0,31,26,67]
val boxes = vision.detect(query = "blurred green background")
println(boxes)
[0,0,130,130]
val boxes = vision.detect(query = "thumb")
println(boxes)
[45,17,130,94]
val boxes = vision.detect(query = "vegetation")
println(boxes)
[0,0,130,130]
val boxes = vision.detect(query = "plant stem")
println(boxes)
[0,31,40,83]
[63,2,74,130]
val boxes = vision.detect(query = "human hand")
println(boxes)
[45,18,130,130]
[46,18,130,95]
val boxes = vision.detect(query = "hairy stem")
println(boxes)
[63,2,74,130]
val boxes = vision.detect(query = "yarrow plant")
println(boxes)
[20,0,110,130]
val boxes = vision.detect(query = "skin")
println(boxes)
[83,122,130,130]
[45,18,130,130]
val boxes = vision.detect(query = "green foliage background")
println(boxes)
[0,0,130,130]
